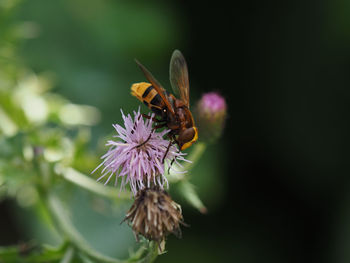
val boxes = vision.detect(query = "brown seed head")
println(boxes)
[123,186,184,243]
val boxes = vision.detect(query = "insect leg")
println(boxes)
[132,122,168,150]
[153,122,167,129]
[168,155,176,174]
[162,139,174,163]
[134,122,166,149]
[136,123,166,148]
[167,144,182,173]
[142,114,161,122]
[135,129,154,148]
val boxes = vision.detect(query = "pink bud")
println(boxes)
[199,92,227,119]
[195,92,227,143]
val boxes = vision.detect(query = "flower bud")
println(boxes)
[123,186,184,245]
[195,92,227,143]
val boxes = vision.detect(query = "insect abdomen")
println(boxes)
[131,82,151,102]
[131,82,163,115]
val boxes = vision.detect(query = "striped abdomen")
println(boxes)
[131,82,166,116]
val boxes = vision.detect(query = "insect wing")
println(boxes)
[169,50,190,107]
[135,59,175,115]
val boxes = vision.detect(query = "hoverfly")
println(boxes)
[131,50,198,157]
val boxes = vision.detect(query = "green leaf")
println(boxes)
[177,180,207,214]
[0,242,68,263]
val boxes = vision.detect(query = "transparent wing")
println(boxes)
[169,50,190,106]
[135,59,175,115]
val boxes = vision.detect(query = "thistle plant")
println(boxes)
[0,3,227,262]
[88,93,227,250]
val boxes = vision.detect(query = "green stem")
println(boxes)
[167,142,207,182]
[47,193,125,263]
[59,246,74,263]
[182,142,207,171]
[33,158,158,263]
[47,193,158,263]
[56,166,131,200]
[165,142,208,213]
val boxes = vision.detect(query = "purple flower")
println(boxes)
[92,108,188,195]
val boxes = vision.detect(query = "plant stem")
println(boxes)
[167,142,207,182]
[47,193,158,263]
[59,246,74,263]
[56,166,131,201]
[182,141,207,171]
[47,193,126,263]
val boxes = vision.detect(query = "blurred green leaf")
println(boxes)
[177,181,207,214]
[0,241,68,263]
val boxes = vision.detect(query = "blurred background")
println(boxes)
[1,0,350,262]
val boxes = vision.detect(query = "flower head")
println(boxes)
[92,108,187,195]
[123,186,184,244]
[195,92,227,143]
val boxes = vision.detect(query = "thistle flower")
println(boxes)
[123,186,184,244]
[195,92,227,143]
[92,108,188,195]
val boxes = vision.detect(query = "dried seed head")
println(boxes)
[123,186,184,244]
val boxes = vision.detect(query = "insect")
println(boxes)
[131,50,198,157]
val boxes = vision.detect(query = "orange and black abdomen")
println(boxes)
[131,82,165,116]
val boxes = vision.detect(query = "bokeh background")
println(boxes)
[1,0,350,262]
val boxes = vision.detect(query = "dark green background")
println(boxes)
[1,0,350,262]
